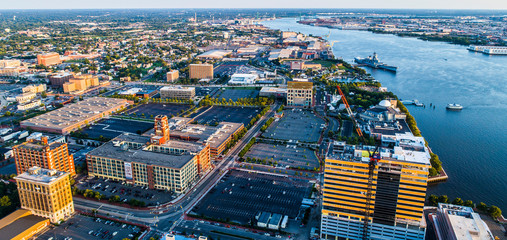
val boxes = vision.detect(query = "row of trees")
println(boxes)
[397,100,422,137]
[247,106,270,129]
[260,117,275,132]
[243,157,279,167]
[239,137,256,158]
[428,194,502,219]
[429,153,442,177]
[73,188,146,207]
[277,105,284,113]
[223,128,248,153]
[151,97,194,105]
[199,95,274,108]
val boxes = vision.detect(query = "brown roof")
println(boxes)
[288,81,313,89]
[0,209,49,240]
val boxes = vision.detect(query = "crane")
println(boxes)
[336,85,381,240]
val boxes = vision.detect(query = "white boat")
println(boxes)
[446,103,463,110]
[401,100,414,105]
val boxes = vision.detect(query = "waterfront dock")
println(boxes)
[428,167,448,183]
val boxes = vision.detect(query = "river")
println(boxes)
[262,18,507,211]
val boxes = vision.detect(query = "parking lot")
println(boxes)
[262,110,325,143]
[79,118,154,139]
[214,61,248,77]
[243,143,319,170]
[217,88,259,101]
[37,214,142,240]
[123,103,191,118]
[195,87,220,97]
[193,106,261,126]
[76,177,176,206]
[191,169,312,225]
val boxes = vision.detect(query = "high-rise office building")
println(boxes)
[13,137,75,175]
[286,81,314,108]
[14,166,74,223]
[321,133,430,240]
[189,64,213,79]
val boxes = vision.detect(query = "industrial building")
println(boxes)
[259,87,287,98]
[48,73,74,88]
[22,84,47,94]
[286,81,314,108]
[63,74,100,93]
[320,133,431,240]
[15,167,74,223]
[0,209,50,240]
[37,52,62,66]
[20,97,129,134]
[228,73,258,85]
[164,117,244,157]
[189,64,214,79]
[290,61,322,71]
[86,116,211,193]
[430,203,494,240]
[14,92,36,104]
[13,136,75,175]
[160,86,196,100]
[0,60,25,76]
[256,212,286,230]
[166,70,179,82]
[17,99,41,111]
[196,50,232,60]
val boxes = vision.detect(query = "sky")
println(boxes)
[0,0,506,10]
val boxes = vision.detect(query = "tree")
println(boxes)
[464,200,474,208]
[0,196,11,207]
[438,195,450,204]
[452,198,464,206]
[429,167,438,177]
[428,194,438,206]
[41,91,47,98]
[84,189,94,198]
[94,191,102,200]
[488,205,502,219]
[430,153,442,172]
[109,195,121,203]
[477,202,488,212]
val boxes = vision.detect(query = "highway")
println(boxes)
[73,103,280,232]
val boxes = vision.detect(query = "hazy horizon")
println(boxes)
[1,0,506,10]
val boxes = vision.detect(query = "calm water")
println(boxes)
[263,18,507,211]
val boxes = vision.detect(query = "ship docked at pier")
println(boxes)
[354,52,398,72]
[467,45,507,55]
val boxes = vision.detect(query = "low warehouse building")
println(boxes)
[0,209,50,240]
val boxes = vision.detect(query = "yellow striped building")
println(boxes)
[321,133,429,240]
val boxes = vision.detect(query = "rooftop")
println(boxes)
[147,117,244,150]
[21,97,128,130]
[160,86,195,92]
[327,132,430,165]
[14,166,68,184]
[87,133,204,169]
[0,209,48,240]
[15,137,66,152]
[288,81,313,89]
[438,203,494,240]
[197,49,232,59]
